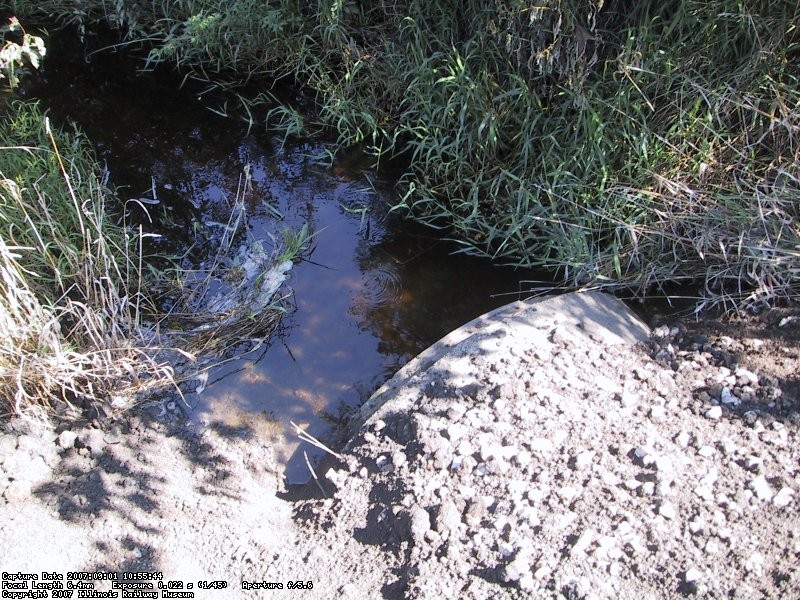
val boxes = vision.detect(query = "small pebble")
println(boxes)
[772,487,795,508]
[684,567,702,583]
[705,406,722,420]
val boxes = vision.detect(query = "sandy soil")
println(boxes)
[0,292,798,599]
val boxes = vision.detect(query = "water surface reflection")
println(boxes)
[27,33,539,481]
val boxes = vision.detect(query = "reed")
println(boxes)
[13,0,800,309]
[0,100,304,418]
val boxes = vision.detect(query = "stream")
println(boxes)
[25,31,548,482]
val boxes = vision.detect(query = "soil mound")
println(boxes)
[1,292,798,599]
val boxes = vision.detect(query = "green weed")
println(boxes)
[12,0,800,309]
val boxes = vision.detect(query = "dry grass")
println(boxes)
[0,101,303,419]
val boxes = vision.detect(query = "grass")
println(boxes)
[0,99,306,419]
[11,0,800,311]
[0,99,171,419]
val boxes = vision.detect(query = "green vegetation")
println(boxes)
[11,0,800,312]
[0,16,45,88]
[0,99,170,418]
[0,97,303,419]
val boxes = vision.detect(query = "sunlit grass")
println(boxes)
[0,100,305,419]
[13,0,800,310]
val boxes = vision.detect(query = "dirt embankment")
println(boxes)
[1,292,798,599]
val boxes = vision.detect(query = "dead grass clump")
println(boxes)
[0,101,302,419]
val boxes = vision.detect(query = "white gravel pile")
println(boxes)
[1,292,797,599]
[301,294,799,599]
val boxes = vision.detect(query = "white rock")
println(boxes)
[518,573,535,593]
[575,450,595,469]
[392,451,407,469]
[735,368,759,385]
[572,529,595,555]
[688,519,704,534]
[503,551,532,582]
[514,450,532,467]
[634,447,657,466]
[659,501,678,520]
[620,391,639,407]
[529,438,554,454]
[749,476,774,501]
[533,566,551,580]
[508,479,529,497]
[57,430,77,449]
[447,423,469,441]
[409,506,431,543]
[556,512,578,529]
[705,406,722,420]
[456,440,475,457]
[615,521,633,537]
[558,486,581,502]
[447,403,467,421]
[675,431,691,447]
[697,445,716,458]
[720,387,740,406]
[594,535,618,560]
[479,443,502,461]
[773,487,795,508]
[649,406,667,422]
[744,552,764,575]
[684,568,703,583]
[552,429,569,446]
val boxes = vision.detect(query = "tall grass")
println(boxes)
[0,100,304,419]
[14,0,800,309]
[0,100,173,419]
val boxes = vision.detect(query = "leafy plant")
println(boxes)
[0,101,305,418]
[0,17,46,89]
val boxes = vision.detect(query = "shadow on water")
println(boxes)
[24,30,544,482]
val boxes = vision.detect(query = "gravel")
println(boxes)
[0,292,798,599]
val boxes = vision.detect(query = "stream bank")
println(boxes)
[1,292,798,598]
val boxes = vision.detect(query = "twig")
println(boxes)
[304,451,327,497]
[290,420,344,460]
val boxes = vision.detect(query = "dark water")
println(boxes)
[24,32,547,481]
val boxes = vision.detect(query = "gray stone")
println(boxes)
[57,430,78,449]
[435,500,462,536]
[409,506,431,544]
[77,429,106,456]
